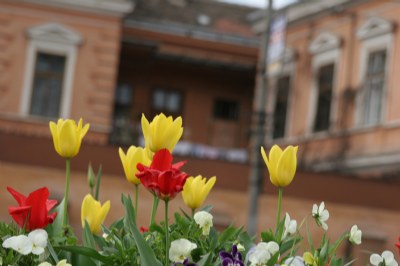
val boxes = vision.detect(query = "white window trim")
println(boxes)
[307,33,341,136]
[269,47,296,140]
[355,17,393,128]
[20,23,81,119]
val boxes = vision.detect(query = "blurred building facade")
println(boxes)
[255,0,400,261]
[0,0,399,265]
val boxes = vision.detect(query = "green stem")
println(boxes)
[191,208,195,218]
[276,187,283,228]
[164,200,169,266]
[134,184,139,224]
[63,159,71,229]
[150,195,159,226]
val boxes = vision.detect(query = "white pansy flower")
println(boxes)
[194,211,213,236]
[169,238,197,263]
[284,256,306,266]
[349,225,362,245]
[247,241,279,266]
[38,263,52,266]
[2,235,33,255]
[28,229,48,255]
[370,251,398,266]
[2,229,48,256]
[282,213,297,240]
[38,260,72,266]
[312,202,329,231]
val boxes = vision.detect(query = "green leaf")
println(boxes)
[196,252,213,266]
[130,219,163,266]
[266,252,280,266]
[56,246,113,264]
[149,223,164,234]
[46,197,66,239]
[218,225,239,244]
[261,229,275,242]
[121,194,136,228]
[122,194,162,266]
[95,165,103,200]
[82,220,96,249]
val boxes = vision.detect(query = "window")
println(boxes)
[356,17,393,127]
[213,99,239,121]
[29,52,66,118]
[21,23,81,118]
[273,75,290,139]
[362,50,386,125]
[151,88,182,114]
[308,32,340,134]
[110,84,135,145]
[313,64,334,132]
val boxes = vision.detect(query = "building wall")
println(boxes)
[269,0,400,176]
[0,1,124,144]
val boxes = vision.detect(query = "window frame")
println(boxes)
[307,35,340,136]
[355,30,392,128]
[150,87,184,116]
[20,23,81,119]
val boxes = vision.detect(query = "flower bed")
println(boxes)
[0,113,399,266]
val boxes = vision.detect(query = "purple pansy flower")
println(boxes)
[174,258,197,266]
[219,245,244,266]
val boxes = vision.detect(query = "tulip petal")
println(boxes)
[59,121,78,158]
[276,146,297,187]
[151,149,173,171]
[7,187,27,206]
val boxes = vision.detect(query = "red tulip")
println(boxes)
[136,149,189,201]
[396,237,400,255]
[7,187,57,231]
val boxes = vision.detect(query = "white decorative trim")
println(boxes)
[356,17,394,40]
[27,23,82,45]
[309,32,341,54]
[306,48,340,135]
[18,0,134,18]
[354,33,392,127]
[20,23,81,119]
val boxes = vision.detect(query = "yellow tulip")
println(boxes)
[182,175,216,210]
[260,145,298,187]
[49,118,89,159]
[141,113,183,153]
[119,146,151,185]
[81,194,110,234]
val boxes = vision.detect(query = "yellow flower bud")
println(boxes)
[49,118,89,159]
[141,113,183,153]
[119,146,151,185]
[303,252,318,266]
[81,194,110,234]
[182,175,216,211]
[261,145,298,187]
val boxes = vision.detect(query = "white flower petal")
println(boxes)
[382,251,395,264]
[370,253,383,265]
[312,204,318,216]
[2,235,33,255]
[169,238,197,263]
[319,201,325,214]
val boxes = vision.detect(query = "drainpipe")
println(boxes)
[247,0,273,236]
